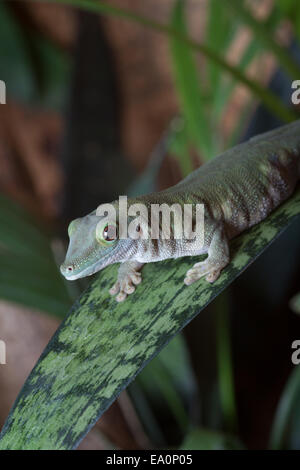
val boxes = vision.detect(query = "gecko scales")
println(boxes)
[61,120,300,301]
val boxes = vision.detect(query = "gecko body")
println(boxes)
[61,120,300,301]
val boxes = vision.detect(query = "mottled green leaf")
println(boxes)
[0,186,299,449]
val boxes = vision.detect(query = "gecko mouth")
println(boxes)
[61,249,115,281]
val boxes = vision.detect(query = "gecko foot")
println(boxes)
[109,266,142,302]
[184,261,222,286]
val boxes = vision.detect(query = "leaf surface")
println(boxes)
[0,187,299,449]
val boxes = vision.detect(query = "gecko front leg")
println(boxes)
[184,226,229,285]
[109,261,144,302]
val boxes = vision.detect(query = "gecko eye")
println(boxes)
[103,224,118,241]
[96,222,118,244]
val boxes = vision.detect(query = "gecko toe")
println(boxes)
[116,291,127,302]
[131,273,142,285]
[184,276,196,286]
[123,284,135,294]
[109,282,120,295]
[184,260,222,286]
[206,270,221,283]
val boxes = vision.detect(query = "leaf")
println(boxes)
[224,0,300,80]
[168,118,193,177]
[130,334,196,444]
[135,334,195,433]
[271,0,300,43]
[40,0,296,123]
[0,2,36,102]
[32,34,70,109]
[180,428,243,450]
[216,292,237,433]
[211,6,282,121]
[0,2,69,107]
[170,0,213,162]
[0,186,299,449]
[269,365,300,449]
[206,0,239,109]
[213,38,261,120]
[0,194,71,317]
[277,0,296,15]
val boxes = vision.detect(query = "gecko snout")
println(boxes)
[60,263,75,278]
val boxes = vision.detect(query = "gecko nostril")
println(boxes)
[60,264,75,278]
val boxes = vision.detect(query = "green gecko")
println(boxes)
[61,120,300,302]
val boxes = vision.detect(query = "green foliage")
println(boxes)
[0,2,69,107]
[216,292,237,433]
[129,333,197,445]
[275,0,300,43]
[133,334,196,440]
[0,194,71,317]
[168,0,291,173]
[0,188,299,449]
[0,2,36,102]
[45,0,296,123]
[32,35,70,109]
[170,0,213,165]
[225,0,300,80]
[1,0,300,451]
[180,428,243,450]
[270,365,300,449]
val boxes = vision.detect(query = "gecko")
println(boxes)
[60,120,300,302]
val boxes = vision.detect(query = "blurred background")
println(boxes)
[0,0,300,450]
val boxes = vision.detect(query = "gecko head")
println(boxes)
[60,209,133,281]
